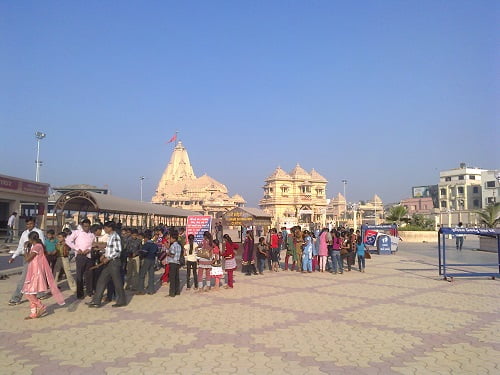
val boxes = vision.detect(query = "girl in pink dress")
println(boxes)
[22,232,65,319]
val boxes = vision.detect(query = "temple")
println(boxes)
[259,164,328,228]
[151,141,246,217]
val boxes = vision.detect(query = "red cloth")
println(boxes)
[270,234,279,248]
[223,242,239,259]
[161,264,170,283]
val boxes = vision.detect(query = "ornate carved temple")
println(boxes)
[152,141,246,217]
[259,164,328,228]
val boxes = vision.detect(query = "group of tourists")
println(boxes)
[242,225,368,276]
[6,216,369,320]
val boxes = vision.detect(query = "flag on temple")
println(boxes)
[167,133,177,144]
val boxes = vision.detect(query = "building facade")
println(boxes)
[437,163,486,226]
[152,141,245,218]
[259,165,328,229]
[481,170,500,207]
[0,174,49,233]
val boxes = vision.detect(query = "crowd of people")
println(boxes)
[6,217,370,320]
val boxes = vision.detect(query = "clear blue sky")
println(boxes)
[1,1,498,206]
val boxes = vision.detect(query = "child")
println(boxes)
[222,234,238,288]
[302,230,313,273]
[356,236,366,272]
[45,229,58,272]
[256,237,268,274]
[22,232,65,319]
[184,234,199,290]
[53,232,77,292]
[210,239,225,290]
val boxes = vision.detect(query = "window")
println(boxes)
[473,199,480,207]
[445,177,451,182]
[473,186,479,194]
[469,175,476,180]
[458,175,465,180]
[457,187,464,194]
[441,201,447,208]
[486,181,495,188]
[487,197,496,204]
[440,188,446,196]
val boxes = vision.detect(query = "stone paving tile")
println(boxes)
[252,320,422,367]
[443,279,500,297]
[105,344,326,375]
[0,349,38,375]
[255,291,365,314]
[20,320,196,368]
[347,303,478,334]
[467,321,500,344]
[368,275,445,289]
[1,242,499,375]
[165,303,297,334]
[317,283,416,300]
[392,343,500,375]
[402,291,500,313]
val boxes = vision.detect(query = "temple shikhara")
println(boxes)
[152,141,246,217]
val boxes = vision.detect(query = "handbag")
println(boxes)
[211,258,222,267]
[340,248,348,255]
[198,247,212,260]
[364,250,371,259]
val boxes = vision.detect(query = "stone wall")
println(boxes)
[399,231,438,243]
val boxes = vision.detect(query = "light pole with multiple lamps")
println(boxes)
[35,131,46,182]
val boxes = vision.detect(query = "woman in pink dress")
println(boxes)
[22,232,65,320]
[318,228,330,272]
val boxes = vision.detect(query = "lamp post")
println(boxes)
[341,179,347,223]
[139,176,145,202]
[35,131,46,182]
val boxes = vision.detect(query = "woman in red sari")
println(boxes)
[22,232,65,319]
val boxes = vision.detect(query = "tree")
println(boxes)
[411,214,434,230]
[476,203,500,228]
[385,205,408,224]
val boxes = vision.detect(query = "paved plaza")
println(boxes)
[0,240,499,374]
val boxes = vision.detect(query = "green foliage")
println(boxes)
[476,203,500,228]
[385,205,408,223]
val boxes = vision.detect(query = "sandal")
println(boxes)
[24,314,38,320]
[36,307,47,318]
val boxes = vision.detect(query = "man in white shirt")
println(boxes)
[455,222,465,251]
[5,211,17,244]
[7,217,45,305]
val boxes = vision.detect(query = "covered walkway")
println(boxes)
[52,190,198,229]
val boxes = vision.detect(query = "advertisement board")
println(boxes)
[186,216,212,245]
[412,186,430,198]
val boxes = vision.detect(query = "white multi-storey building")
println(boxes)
[437,163,486,226]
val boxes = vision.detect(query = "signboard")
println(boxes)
[364,230,378,246]
[412,186,430,198]
[186,216,212,245]
[223,209,255,227]
[377,235,392,254]
[0,175,49,196]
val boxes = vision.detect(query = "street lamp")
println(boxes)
[139,176,145,202]
[341,179,347,222]
[35,131,46,182]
